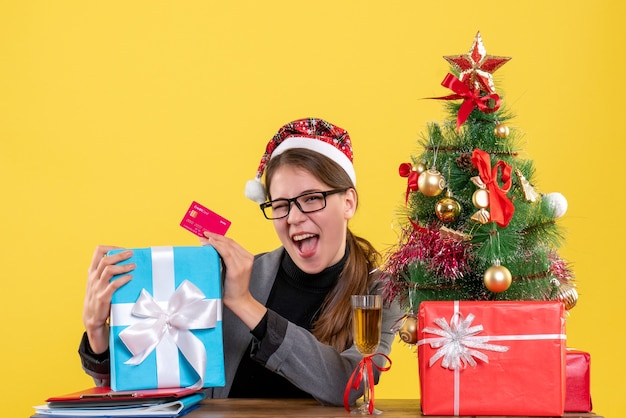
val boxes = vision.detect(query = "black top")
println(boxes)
[228,250,346,398]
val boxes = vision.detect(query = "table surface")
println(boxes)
[186,398,603,418]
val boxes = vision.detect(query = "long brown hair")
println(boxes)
[264,148,380,351]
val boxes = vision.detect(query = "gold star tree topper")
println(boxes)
[444,31,511,94]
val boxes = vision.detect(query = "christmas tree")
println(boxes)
[382,32,577,343]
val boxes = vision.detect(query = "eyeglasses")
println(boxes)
[260,189,348,220]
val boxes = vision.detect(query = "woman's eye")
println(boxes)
[272,201,289,210]
[304,194,322,203]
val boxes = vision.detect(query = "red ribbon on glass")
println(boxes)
[430,73,501,130]
[399,163,419,203]
[471,149,514,228]
[343,353,392,414]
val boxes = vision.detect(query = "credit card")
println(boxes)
[180,201,231,237]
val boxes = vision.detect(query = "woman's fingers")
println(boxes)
[203,232,252,272]
[83,246,135,333]
[88,245,121,272]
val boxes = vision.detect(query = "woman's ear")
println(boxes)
[343,188,358,219]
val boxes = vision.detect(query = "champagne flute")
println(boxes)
[351,294,383,415]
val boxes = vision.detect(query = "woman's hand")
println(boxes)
[82,246,135,354]
[200,232,267,330]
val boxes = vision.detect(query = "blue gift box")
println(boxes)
[109,246,225,391]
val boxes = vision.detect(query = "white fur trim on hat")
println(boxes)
[272,136,357,187]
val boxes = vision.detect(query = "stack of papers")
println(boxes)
[32,387,205,418]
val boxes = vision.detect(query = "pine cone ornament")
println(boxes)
[456,152,477,175]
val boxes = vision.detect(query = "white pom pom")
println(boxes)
[245,178,266,203]
[544,192,568,218]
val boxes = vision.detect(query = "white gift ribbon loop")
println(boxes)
[422,311,509,370]
[119,279,218,388]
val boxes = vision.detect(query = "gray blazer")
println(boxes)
[207,247,402,406]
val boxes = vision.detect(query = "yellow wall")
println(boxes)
[1,2,623,416]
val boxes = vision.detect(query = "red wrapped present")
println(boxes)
[417,301,566,416]
[565,349,592,412]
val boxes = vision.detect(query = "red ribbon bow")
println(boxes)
[471,149,514,228]
[399,163,419,203]
[430,73,501,130]
[343,353,392,414]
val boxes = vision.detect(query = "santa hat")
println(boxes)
[245,118,355,203]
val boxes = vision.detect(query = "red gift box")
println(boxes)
[565,349,592,412]
[417,301,566,416]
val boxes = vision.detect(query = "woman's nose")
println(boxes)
[286,201,307,223]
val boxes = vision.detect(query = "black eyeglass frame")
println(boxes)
[259,188,348,220]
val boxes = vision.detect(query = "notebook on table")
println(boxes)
[45,387,202,408]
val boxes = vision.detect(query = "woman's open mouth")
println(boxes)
[292,233,319,257]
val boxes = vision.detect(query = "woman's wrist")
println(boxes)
[86,323,110,355]
[224,293,267,331]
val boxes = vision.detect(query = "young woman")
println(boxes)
[79,118,402,406]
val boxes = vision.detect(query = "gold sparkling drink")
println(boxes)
[350,294,384,415]
[353,306,382,355]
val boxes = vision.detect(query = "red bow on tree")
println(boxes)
[399,163,419,203]
[471,149,514,228]
[430,73,501,130]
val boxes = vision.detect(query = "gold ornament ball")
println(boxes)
[556,283,578,310]
[483,265,512,293]
[494,123,510,138]
[435,196,462,223]
[415,162,427,174]
[417,169,446,196]
[398,316,418,345]
[472,189,490,209]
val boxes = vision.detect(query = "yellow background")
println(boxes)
[1,2,623,417]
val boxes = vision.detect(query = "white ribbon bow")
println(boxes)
[422,312,509,370]
[119,279,218,388]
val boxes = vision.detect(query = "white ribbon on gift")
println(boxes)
[417,300,566,416]
[111,246,221,389]
[420,310,509,370]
